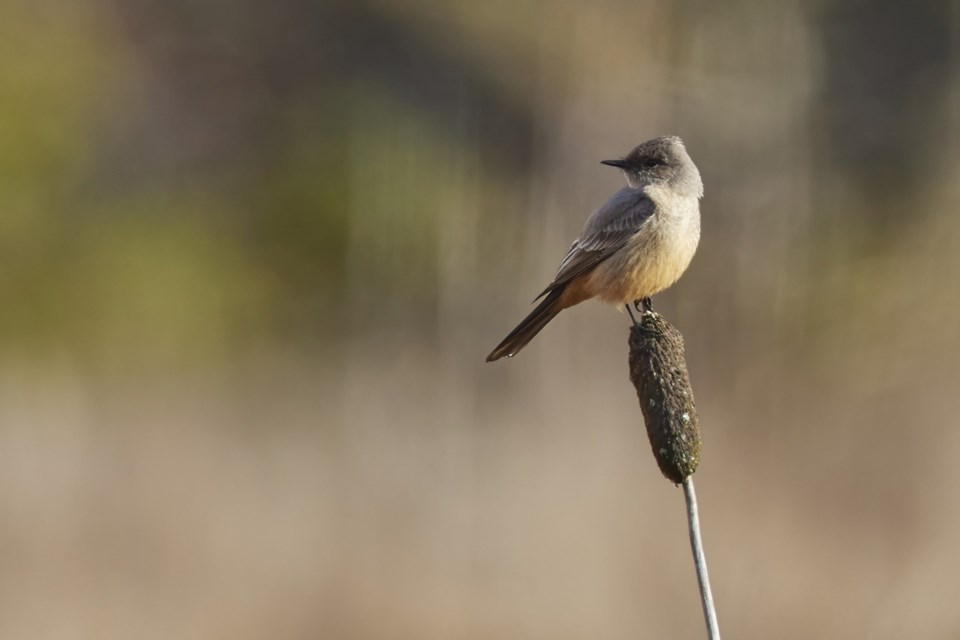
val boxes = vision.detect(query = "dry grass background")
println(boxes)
[1,0,960,638]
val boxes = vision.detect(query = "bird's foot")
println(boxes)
[632,297,654,314]
[625,304,639,326]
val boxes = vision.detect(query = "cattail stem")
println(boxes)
[683,476,720,640]
[628,310,721,638]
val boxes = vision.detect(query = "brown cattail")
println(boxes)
[628,312,701,483]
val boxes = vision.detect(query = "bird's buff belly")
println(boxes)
[585,222,699,305]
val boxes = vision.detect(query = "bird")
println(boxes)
[486,135,703,362]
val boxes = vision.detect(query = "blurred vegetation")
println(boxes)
[4,0,955,373]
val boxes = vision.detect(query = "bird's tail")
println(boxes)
[486,288,564,362]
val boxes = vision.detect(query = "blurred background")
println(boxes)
[2,0,959,637]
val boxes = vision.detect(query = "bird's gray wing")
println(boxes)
[535,188,656,300]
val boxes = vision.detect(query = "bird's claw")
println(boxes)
[633,297,654,314]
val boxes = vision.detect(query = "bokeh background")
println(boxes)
[3,0,960,637]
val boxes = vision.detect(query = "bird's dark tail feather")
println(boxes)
[486,288,564,362]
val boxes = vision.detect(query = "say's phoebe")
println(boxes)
[486,136,703,362]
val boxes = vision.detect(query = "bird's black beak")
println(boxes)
[600,159,630,169]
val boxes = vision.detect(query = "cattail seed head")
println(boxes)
[628,312,701,483]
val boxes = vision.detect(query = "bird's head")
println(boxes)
[601,136,703,198]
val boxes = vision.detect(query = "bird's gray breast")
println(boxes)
[586,187,700,303]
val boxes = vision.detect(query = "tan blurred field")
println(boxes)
[2,0,960,638]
